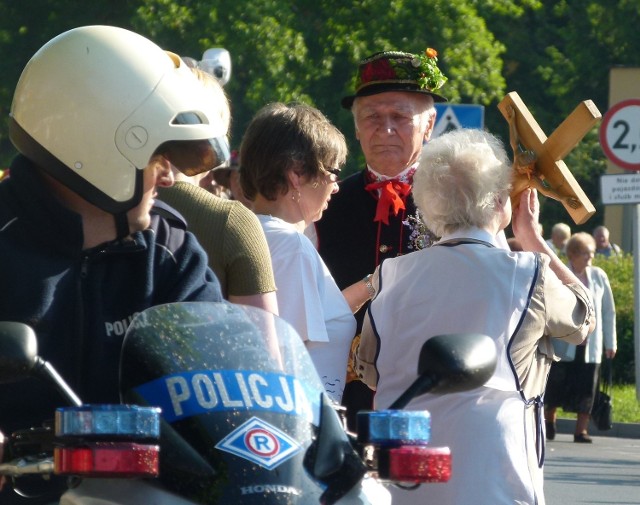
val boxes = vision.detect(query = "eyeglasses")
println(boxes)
[323,167,341,182]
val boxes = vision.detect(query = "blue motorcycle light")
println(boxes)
[55,405,161,439]
[357,410,431,446]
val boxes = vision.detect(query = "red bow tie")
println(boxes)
[365,179,412,225]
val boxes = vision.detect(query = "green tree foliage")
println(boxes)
[133,0,509,174]
[482,0,640,235]
[0,4,634,222]
[0,1,637,178]
[0,0,139,166]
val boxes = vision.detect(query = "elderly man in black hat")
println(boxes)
[315,48,448,428]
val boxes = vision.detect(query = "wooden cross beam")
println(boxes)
[497,92,600,225]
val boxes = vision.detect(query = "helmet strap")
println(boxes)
[114,212,130,240]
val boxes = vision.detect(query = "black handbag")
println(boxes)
[591,358,613,431]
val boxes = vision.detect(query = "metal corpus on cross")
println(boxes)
[498,91,600,225]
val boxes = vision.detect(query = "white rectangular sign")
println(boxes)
[600,173,640,204]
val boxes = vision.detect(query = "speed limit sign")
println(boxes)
[599,99,640,171]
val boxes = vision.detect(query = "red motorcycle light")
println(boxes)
[54,442,159,477]
[383,446,451,483]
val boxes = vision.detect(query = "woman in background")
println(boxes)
[545,232,617,443]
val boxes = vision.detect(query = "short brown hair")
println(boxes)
[240,102,347,201]
[565,232,596,258]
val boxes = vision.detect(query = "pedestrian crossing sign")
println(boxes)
[433,104,484,138]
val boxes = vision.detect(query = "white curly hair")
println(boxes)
[413,128,512,238]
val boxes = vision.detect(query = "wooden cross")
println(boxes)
[498,92,600,225]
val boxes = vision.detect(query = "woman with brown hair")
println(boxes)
[240,102,375,403]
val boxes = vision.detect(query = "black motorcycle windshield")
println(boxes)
[119,301,328,504]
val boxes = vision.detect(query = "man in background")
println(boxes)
[315,48,448,427]
[546,222,571,256]
[593,225,622,257]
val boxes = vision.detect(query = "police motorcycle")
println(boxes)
[0,301,497,504]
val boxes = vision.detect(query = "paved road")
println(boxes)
[544,428,640,505]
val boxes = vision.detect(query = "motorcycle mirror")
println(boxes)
[0,321,82,405]
[0,321,39,383]
[388,333,497,410]
[304,393,368,504]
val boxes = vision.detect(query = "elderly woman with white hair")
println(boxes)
[355,129,595,505]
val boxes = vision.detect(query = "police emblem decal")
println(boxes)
[216,416,302,470]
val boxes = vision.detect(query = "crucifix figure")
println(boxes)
[498,92,600,225]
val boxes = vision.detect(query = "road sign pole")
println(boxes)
[635,205,640,402]
[599,99,640,402]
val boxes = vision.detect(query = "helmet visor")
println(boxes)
[157,135,230,177]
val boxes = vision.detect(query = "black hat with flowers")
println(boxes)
[341,48,448,109]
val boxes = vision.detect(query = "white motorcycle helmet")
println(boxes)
[9,25,230,214]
